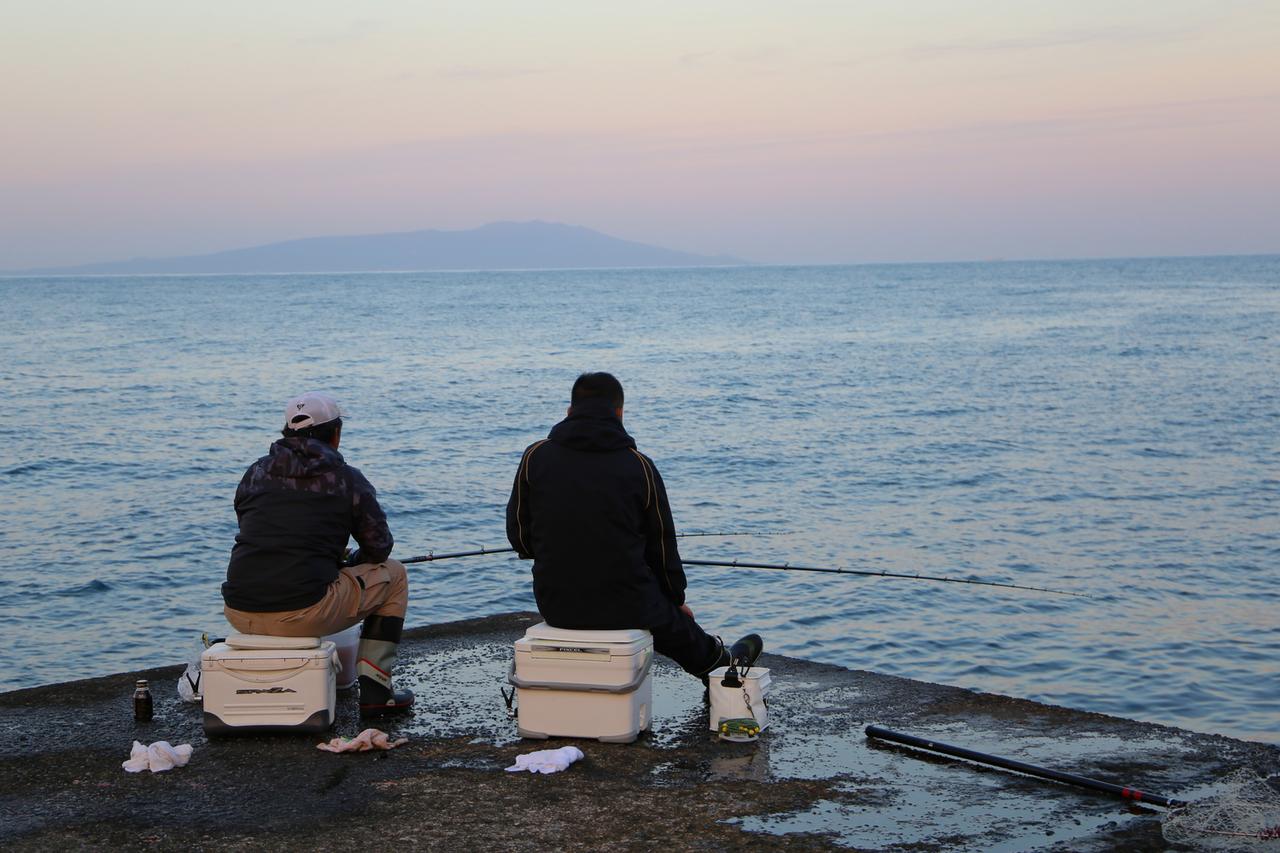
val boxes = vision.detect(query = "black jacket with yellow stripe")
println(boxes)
[506,399,687,629]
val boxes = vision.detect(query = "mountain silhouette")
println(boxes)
[15,221,745,275]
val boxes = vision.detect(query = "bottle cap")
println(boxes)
[136,679,148,687]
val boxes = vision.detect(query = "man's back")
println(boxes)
[508,397,685,629]
[222,391,414,716]
[508,373,757,682]
[223,435,390,612]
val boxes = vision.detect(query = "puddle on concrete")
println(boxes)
[730,724,1183,849]
[898,721,1193,770]
[390,639,728,746]
[701,678,1189,848]
[730,779,1133,852]
[391,641,523,745]
[379,637,1191,850]
[708,739,773,782]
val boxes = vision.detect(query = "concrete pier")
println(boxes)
[2,612,1276,850]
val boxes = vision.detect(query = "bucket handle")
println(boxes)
[507,649,652,694]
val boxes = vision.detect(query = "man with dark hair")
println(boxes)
[223,392,414,717]
[507,372,760,684]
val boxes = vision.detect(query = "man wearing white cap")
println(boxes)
[222,392,414,716]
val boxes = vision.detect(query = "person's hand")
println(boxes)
[679,604,695,619]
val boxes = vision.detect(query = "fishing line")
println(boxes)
[399,531,786,565]
[682,557,1085,597]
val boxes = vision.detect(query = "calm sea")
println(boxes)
[1,258,1276,742]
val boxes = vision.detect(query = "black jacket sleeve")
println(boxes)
[232,467,253,513]
[506,443,539,559]
[643,457,687,606]
[347,466,393,564]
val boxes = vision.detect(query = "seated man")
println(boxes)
[222,392,414,716]
[506,372,761,684]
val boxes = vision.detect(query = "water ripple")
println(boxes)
[54,579,113,597]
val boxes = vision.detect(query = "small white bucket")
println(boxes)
[708,667,772,734]
[323,623,361,689]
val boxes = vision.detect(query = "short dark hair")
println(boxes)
[282,417,342,443]
[571,372,624,409]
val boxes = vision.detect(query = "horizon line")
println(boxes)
[2,251,1277,280]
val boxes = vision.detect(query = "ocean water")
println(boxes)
[1,258,1276,743]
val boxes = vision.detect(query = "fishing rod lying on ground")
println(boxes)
[866,725,1184,807]
[400,542,1082,597]
[865,726,1280,845]
[682,557,1085,598]
[399,530,791,565]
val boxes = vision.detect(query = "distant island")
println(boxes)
[10,221,746,275]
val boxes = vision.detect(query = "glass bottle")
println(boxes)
[133,679,153,722]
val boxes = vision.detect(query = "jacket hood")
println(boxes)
[264,436,346,478]
[548,399,637,452]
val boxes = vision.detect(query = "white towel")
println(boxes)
[505,746,585,774]
[122,740,193,773]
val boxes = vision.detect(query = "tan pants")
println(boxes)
[223,560,409,637]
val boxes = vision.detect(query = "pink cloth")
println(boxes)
[316,728,408,753]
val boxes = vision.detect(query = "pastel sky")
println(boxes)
[2,0,1278,268]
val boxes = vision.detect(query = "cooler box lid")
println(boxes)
[517,623,652,658]
[203,640,336,667]
[226,634,320,650]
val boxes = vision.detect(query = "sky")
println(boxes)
[2,0,1278,268]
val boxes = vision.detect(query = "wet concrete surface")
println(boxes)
[2,612,1277,851]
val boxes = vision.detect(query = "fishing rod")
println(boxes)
[869,730,1280,846]
[866,725,1187,807]
[681,557,1085,597]
[400,545,1082,596]
[402,546,513,564]
[399,531,788,565]
[678,530,792,538]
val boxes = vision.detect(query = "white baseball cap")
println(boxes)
[283,392,343,431]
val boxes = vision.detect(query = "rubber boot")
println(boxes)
[697,637,729,687]
[693,637,730,705]
[720,634,764,688]
[731,633,763,669]
[357,615,415,717]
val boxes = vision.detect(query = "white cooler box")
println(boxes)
[509,623,653,743]
[202,635,338,735]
